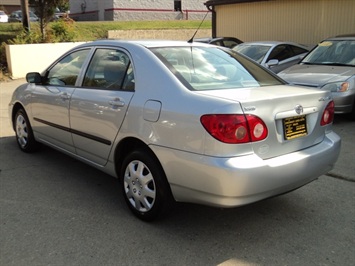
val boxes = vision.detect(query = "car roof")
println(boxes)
[238,41,298,45]
[77,39,216,49]
[236,41,310,49]
[325,34,355,41]
[194,37,242,43]
[194,37,213,42]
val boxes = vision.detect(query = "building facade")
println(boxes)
[0,0,21,14]
[69,0,210,21]
[205,0,355,45]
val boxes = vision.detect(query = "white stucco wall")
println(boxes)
[5,42,85,79]
[5,28,212,79]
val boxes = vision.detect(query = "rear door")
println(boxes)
[69,47,135,165]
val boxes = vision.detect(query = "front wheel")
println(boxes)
[14,109,40,152]
[349,100,355,121]
[120,149,173,221]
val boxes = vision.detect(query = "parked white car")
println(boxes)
[0,10,8,23]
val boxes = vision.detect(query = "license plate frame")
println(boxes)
[283,115,308,140]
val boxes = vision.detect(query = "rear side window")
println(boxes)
[83,48,134,91]
[46,49,90,86]
[268,45,293,61]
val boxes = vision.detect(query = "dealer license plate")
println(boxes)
[283,115,308,140]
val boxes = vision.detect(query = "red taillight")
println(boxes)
[200,114,268,144]
[321,101,335,126]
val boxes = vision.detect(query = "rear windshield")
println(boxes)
[151,46,285,91]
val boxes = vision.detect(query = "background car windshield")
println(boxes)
[151,47,283,90]
[233,45,270,63]
[302,40,355,66]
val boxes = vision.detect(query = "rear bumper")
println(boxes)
[152,131,341,207]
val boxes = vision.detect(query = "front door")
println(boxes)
[31,49,91,153]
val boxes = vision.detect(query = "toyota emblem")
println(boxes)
[295,105,303,115]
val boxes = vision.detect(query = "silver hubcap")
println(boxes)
[124,160,156,212]
[16,114,28,148]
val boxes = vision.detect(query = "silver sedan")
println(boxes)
[8,40,341,221]
[279,34,355,119]
[233,41,310,73]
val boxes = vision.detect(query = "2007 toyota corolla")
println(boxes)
[8,40,341,221]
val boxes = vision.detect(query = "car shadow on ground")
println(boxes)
[0,134,311,225]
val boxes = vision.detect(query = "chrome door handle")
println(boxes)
[61,92,70,100]
[109,98,125,107]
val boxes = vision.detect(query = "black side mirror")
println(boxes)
[26,72,42,84]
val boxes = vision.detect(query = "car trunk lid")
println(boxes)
[198,85,332,159]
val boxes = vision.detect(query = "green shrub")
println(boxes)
[50,19,75,42]
[8,27,43,44]
[0,42,7,75]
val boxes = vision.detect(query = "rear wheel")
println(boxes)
[120,149,173,221]
[14,109,39,152]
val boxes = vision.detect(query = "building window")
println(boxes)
[174,0,182,11]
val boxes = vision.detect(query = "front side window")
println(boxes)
[302,40,355,66]
[46,49,90,86]
[152,46,284,91]
[83,48,134,91]
[268,45,293,61]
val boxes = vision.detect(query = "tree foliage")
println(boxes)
[29,0,68,40]
[57,0,69,12]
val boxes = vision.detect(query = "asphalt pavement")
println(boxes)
[1,78,354,266]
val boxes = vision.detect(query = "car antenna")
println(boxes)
[188,11,209,44]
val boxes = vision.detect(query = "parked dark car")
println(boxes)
[194,37,243,48]
[8,10,39,23]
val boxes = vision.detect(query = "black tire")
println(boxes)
[120,149,174,221]
[14,109,40,152]
[350,100,355,121]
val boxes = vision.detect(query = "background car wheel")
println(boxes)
[120,149,174,221]
[350,100,355,121]
[14,109,39,152]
